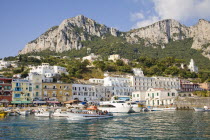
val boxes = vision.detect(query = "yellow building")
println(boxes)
[42,83,72,103]
[12,79,32,104]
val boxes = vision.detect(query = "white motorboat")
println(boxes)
[18,110,30,115]
[193,107,205,112]
[67,106,113,120]
[203,106,210,112]
[52,109,69,117]
[98,100,132,113]
[34,108,50,117]
[127,102,141,113]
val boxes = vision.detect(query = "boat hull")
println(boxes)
[67,112,113,120]
[98,106,132,113]
[163,107,176,111]
[193,107,205,112]
[0,112,8,117]
[52,112,69,117]
[35,112,50,117]
[131,106,142,113]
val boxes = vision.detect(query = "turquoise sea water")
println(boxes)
[1,111,210,139]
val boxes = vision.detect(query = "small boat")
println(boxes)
[0,111,8,117]
[18,110,30,116]
[149,107,164,111]
[67,106,113,120]
[204,106,210,112]
[35,108,50,117]
[193,107,205,112]
[163,107,176,111]
[52,109,69,117]
[9,111,20,116]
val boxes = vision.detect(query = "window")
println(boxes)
[15,87,21,91]
[168,93,170,96]
[172,93,175,96]
[16,83,20,87]
[44,91,48,97]
[29,87,32,91]
[27,93,30,96]
[36,85,39,89]
[36,92,39,96]
[137,94,139,97]
[133,94,135,97]
[157,93,159,96]
[14,94,20,98]
[148,93,149,97]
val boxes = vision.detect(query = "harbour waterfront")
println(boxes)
[1,111,210,139]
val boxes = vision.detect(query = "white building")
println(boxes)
[89,78,104,85]
[29,63,68,82]
[132,88,178,106]
[131,76,180,91]
[132,68,144,77]
[188,59,198,73]
[72,84,109,102]
[108,54,120,62]
[0,60,11,70]
[82,53,100,62]
[104,77,133,96]
[89,76,133,97]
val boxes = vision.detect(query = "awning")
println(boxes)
[64,100,81,104]
[47,101,60,104]
[33,101,46,104]
[11,101,32,104]
[21,101,32,104]
[0,99,9,103]
[11,101,22,104]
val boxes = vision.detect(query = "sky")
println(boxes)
[1,0,210,58]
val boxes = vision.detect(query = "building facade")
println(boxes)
[180,80,202,92]
[0,77,12,105]
[131,76,180,91]
[29,63,68,82]
[72,84,110,102]
[12,79,32,104]
[42,82,72,103]
[132,88,178,106]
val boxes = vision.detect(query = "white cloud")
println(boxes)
[130,12,145,21]
[153,0,210,21]
[133,16,160,29]
[131,0,210,29]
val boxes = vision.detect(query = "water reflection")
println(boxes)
[1,111,210,139]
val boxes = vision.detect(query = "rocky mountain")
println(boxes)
[126,19,210,59]
[19,15,119,54]
[19,15,210,59]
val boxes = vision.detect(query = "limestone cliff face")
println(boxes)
[126,19,188,45]
[19,15,210,59]
[126,19,210,58]
[19,15,119,54]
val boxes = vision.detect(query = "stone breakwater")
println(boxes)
[175,97,210,109]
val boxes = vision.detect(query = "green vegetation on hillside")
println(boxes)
[3,35,210,82]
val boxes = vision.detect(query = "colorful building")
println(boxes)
[12,79,32,104]
[42,83,72,103]
[0,77,12,106]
